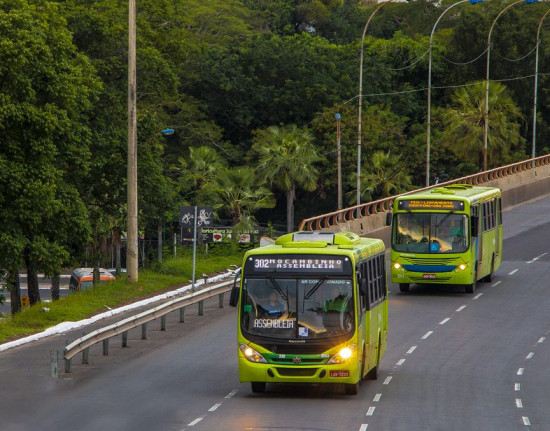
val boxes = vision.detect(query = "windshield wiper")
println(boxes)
[304,276,327,300]
[267,276,287,301]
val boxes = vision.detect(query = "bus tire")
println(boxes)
[344,382,359,395]
[251,382,266,393]
[366,365,378,380]
[399,283,410,293]
[484,256,495,282]
[465,271,477,294]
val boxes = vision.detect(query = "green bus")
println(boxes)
[229,231,388,395]
[388,184,502,293]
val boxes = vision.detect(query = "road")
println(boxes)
[1,195,550,431]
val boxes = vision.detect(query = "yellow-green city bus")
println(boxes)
[229,231,388,395]
[388,184,502,294]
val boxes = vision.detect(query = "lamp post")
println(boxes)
[127,0,138,282]
[484,0,538,172]
[357,1,392,207]
[426,0,483,187]
[335,113,343,211]
[532,8,550,166]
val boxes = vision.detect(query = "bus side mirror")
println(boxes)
[229,268,241,307]
[385,212,392,226]
[471,216,478,237]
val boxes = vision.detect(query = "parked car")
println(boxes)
[69,268,116,293]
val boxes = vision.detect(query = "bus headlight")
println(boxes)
[327,344,356,364]
[239,343,267,363]
[393,262,404,271]
[455,263,468,272]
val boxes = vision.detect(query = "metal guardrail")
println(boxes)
[63,277,237,373]
[298,154,550,231]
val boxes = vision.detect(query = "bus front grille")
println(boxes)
[403,257,459,266]
[409,276,452,282]
[275,367,318,377]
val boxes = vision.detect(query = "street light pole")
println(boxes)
[532,8,550,166]
[426,0,482,187]
[127,0,139,282]
[335,113,342,211]
[484,0,537,172]
[357,1,391,206]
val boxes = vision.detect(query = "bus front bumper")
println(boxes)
[238,356,360,385]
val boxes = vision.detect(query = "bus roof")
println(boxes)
[394,184,501,209]
[244,231,385,261]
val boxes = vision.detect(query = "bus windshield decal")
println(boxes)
[399,199,464,211]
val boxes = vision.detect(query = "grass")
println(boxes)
[0,251,244,345]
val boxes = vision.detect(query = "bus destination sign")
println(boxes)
[246,255,347,274]
[399,199,464,211]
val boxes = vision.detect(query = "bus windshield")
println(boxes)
[241,277,354,340]
[393,213,469,254]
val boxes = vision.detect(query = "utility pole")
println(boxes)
[127,0,138,282]
[335,113,342,211]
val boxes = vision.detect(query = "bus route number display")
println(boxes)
[399,199,464,211]
[249,256,345,273]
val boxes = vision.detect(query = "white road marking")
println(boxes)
[406,346,417,354]
[517,368,524,376]
[422,331,433,340]
[527,253,547,263]
[383,376,393,385]
[396,359,405,366]
[373,393,382,402]
[359,424,368,431]
[526,352,534,360]
[456,305,467,312]
[516,399,523,408]
[473,293,483,300]
[366,407,375,416]
[439,318,450,325]
[515,383,521,391]
[492,281,502,287]
[208,404,221,412]
[522,417,531,426]
[509,269,519,275]
[225,389,238,399]
[538,337,545,344]
[188,418,203,426]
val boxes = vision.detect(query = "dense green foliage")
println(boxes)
[2,0,549,311]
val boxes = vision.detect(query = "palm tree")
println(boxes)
[252,125,323,232]
[206,166,275,225]
[347,151,412,204]
[441,81,525,169]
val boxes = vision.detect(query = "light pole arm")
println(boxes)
[484,0,525,172]
[357,1,391,206]
[426,0,471,187]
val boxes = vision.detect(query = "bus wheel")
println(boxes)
[465,274,477,293]
[366,365,378,380]
[251,382,266,393]
[399,283,410,293]
[484,256,495,282]
[344,382,359,395]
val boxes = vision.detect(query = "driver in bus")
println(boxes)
[263,291,285,318]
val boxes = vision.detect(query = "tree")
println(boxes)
[252,125,323,232]
[347,151,412,204]
[0,1,100,309]
[205,167,275,225]
[441,81,526,169]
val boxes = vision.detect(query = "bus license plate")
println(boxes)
[423,274,436,279]
[330,370,350,378]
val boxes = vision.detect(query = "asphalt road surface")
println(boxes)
[1,195,550,431]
